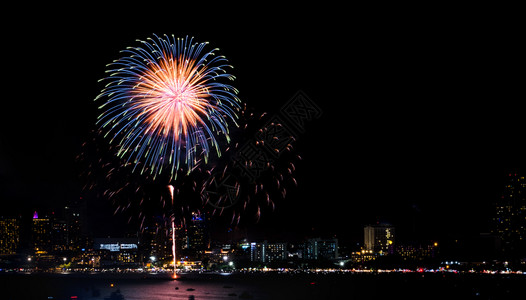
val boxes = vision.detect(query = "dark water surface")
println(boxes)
[1,272,525,300]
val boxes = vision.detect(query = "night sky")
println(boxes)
[1,8,523,246]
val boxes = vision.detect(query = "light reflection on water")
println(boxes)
[88,279,263,300]
[5,271,525,299]
[4,273,275,300]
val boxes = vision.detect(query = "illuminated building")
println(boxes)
[174,212,210,260]
[93,237,140,266]
[250,241,287,263]
[32,212,52,255]
[174,224,186,255]
[287,242,303,259]
[141,219,172,262]
[266,242,287,262]
[51,220,68,253]
[0,217,20,255]
[186,212,210,258]
[304,238,339,260]
[349,250,376,263]
[238,240,251,252]
[250,242,264,262]
[395,242,439,261]
[493,172,526,256]
[204,248,233,264]
[65,199,87,253]
[364,224,395,255]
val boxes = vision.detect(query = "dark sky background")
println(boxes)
[0,7,523,247]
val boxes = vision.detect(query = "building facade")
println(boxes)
[0,217,20,255]
[141,220,172,262]
[185,212,210,259]
[364,224,395,255]
[32,212,52,255]
[51,220,68,253]
[395,242,439,261]
[93,237,140,266]
[250,241,287,263]
[304,238,339,260]
[493,173,526,257]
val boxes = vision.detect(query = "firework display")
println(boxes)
[96,34,241,179]
[83,35,306,257]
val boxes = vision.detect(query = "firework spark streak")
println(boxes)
[168,185,177,278]
[96,34,241,178]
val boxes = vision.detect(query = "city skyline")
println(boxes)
[1,9,524,266]
[0,197,523,274]
[2,171,525,264]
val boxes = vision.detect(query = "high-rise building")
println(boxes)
[65,199,87,252]
[250,241,287,263]
[141,219,172,262]
[364,224,395,255]
[0,217,20,255]
[176,212,210,260]
[492,172,526,257]
[174,224,186,255]
[32,211,52,255]
[51,219,68,253]
[304,238,338,260]
[186,212,210,254]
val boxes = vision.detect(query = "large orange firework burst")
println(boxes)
[96,34,240,179]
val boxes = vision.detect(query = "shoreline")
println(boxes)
[2,269,525,280]
[3,270,525,300]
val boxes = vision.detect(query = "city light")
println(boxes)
[1,173,525,280]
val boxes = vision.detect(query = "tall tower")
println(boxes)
[65,198,88,252]
[32,211,52,255]
[493,172,526,257]
[186,212,210,259]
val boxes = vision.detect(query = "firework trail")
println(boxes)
[167,185,177,278]
[95,34,241,179]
